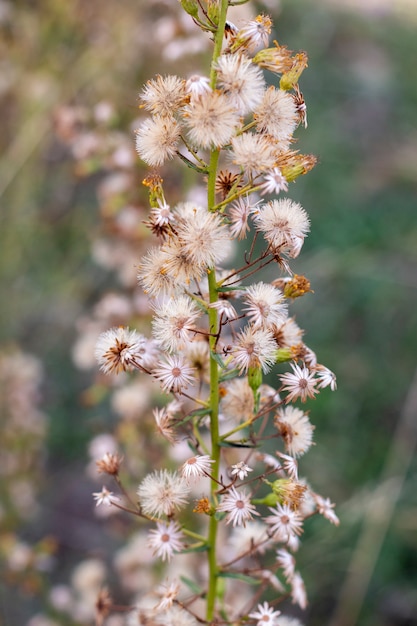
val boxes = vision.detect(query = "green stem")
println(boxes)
[206,268,220,622]
[206,11,229,626]
[209,1,229,89]
[208,150,220,211]
[220,417,254,441]
[182,528,208,542]
[205,1,229,620]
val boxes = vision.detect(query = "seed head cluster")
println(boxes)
[92,8,338,626]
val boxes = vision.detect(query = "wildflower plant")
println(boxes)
[94,1,339,624]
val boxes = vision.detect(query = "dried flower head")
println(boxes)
[153,354,196,394]
[231,15,272,53]
[279,363,318,403]
[95,587,112,625]
[215,169,241,200]
[95,327,148,374]
[92,487,120,508]
[180,455,215,483]
[249,601,281,626]
[217,486,260,527]
[148,520,184,561]
[231,461,253,481]
[137,247,178,297]
[153,407,179,444]
[276,548,296,582]
[154,580,180,611]
[264,503,304,542]
[96,452,123,476]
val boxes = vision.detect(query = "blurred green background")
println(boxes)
[1,0,417,624]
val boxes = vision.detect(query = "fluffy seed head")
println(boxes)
[275,406,314,457]
[255,198,310,258]
[140,75,187,116]
[137,247,179,297]
[221,377,255,422]
[174,203,231,270]
[137,470,190,517]
[231,133,277,176]
[243,282,288,329]
[151,295,202,352]
[185,90,241,148]
[231,15,272,53]
[232,326,277,374]
[135,116,181,167]
[214,53,265,115]
[255,87,299,143]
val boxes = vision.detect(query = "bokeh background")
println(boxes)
[1,0,417,624]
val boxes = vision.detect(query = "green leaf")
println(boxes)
[189,407,212,417]
[219,440,257,448]
[218,571,261,585]
[210,351,225,368]
[215,510,227,522]
[175,406,211,427]
[216,285,243,292]
[179,544,208,555]
[219,368,240,382]
[180,576,204,595]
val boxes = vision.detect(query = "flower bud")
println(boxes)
[179,0,199,18]
[142,173,165,208]
[275,348,292,363]
[248,366,263,393]
[280,52,308,90]
[283,275,312,299]
[252,492,279,507]
[207,0,220,26]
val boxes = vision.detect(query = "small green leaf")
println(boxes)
[216,285,243,292]
[179,544,208,555]
[189,407,212,417]
[219,440,257,448]
[219,368,240,382]
[210,351,225,368]
[175,406,211,427]
[180,576,204,595]
[218,571,261,585]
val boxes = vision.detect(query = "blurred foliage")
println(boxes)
[1,0,417,624]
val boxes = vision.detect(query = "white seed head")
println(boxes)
[135,115,181,167]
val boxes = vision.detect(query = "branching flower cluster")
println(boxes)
[93,2,338,625]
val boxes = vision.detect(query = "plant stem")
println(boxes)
[206,267,220,622]
[205,1,229,620]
